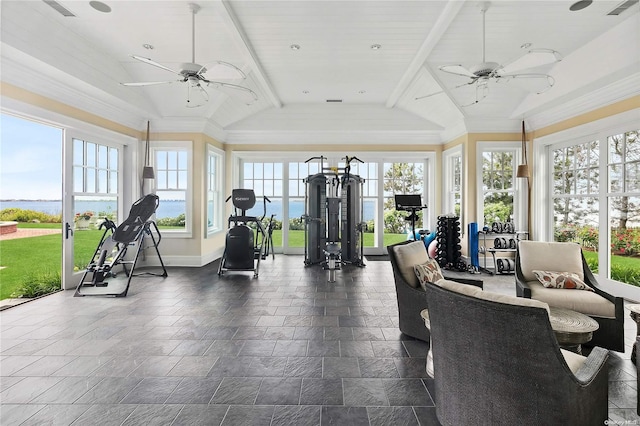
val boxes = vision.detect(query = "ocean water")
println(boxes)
[0,200,181,219]
[0,199,377,221]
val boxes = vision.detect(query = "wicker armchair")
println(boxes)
[515,240,624,352]
[424,279,609,426]
[387,240,482,341]
[637,336,640,416]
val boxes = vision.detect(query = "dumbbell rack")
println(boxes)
[435,216,466,271]
[479,229,528,275]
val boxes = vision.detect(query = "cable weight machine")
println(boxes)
[302,156,367,282]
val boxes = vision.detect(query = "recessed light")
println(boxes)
[370,44,382,50]
[290,44,301,51]
[143,44,154,50]
[89,1,111,13]
[569,0,593,11]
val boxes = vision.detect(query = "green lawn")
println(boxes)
[0,224,102,299]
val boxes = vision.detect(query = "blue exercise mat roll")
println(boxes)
[468,222,479,268]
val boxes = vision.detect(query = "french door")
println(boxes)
[62,132,124,290]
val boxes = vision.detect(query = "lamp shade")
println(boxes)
[142,166,155,179]
[516,164,530,178]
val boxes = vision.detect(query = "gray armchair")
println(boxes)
[515,240,625,352]
[637,336,640,416]
[424,279,609,426]
[387,240,482,341]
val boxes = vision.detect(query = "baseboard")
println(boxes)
[135,247,224,268]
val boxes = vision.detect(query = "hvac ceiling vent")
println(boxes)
[43,0,76,17]
[326,99,343,103]
[607,0,638,15]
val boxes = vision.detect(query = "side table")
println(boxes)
[420,309,433,378]
[628,304,640,363]
[548,307,599,355]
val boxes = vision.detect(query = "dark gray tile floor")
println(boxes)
[0,255,638,425]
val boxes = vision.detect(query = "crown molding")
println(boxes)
[1,47,152,130]
[526,72,640,131]
[225,130,443,145]
[463,118,522,133]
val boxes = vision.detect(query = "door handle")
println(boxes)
[65,222,74,239]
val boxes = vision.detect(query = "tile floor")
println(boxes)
[0,255,638,425]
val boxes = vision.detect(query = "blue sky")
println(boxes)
[1,114,62,200]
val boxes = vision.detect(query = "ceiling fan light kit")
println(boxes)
[121,2,258,107]
[421,2,562,107]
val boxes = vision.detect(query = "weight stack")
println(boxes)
[435,216,462,269]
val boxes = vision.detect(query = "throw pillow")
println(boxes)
[532,270,594,291]
[414,259,445,291]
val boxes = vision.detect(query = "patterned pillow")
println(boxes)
[532,270,594,291]
[414,259,445,290]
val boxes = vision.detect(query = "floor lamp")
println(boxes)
[142,121,155,195]
[516,121,531,236]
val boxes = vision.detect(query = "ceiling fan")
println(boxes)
[416,2,562,107]
[121,3,258,108]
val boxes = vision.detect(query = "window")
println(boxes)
[72,138,119,223]
[73,138,119,196]
[552,140,600,249]
[241,161,284,247]
[153,142,192,234]
[383,162,424,243]
[443,147,462,217]
[481,149,515,227]
[206,145,223,235]
[338,160,378,247]
[287,161,319,247]
[608,131,639,279]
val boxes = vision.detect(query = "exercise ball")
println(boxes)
[428,239,438,259]
[423,232,436,248]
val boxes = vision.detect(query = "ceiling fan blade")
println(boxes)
[415,90,444,101]
[121,81,175,86]
[130,55,181,76]
[439,64,477,78]
[498,49,562,75]
[499,73,556,94]
[200,61,247,80]
[205,81,258,105]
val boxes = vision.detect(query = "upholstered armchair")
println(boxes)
[637,336,640,416]
[515,240,625,352]
[387,240,482,341]
[424,279,609,426]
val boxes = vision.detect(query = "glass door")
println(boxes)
[62,133,121,290]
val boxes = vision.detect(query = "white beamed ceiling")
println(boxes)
[1,0,638,144]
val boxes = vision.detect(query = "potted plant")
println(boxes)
[75,211,94,230]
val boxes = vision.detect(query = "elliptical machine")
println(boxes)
[218,189,270,278]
